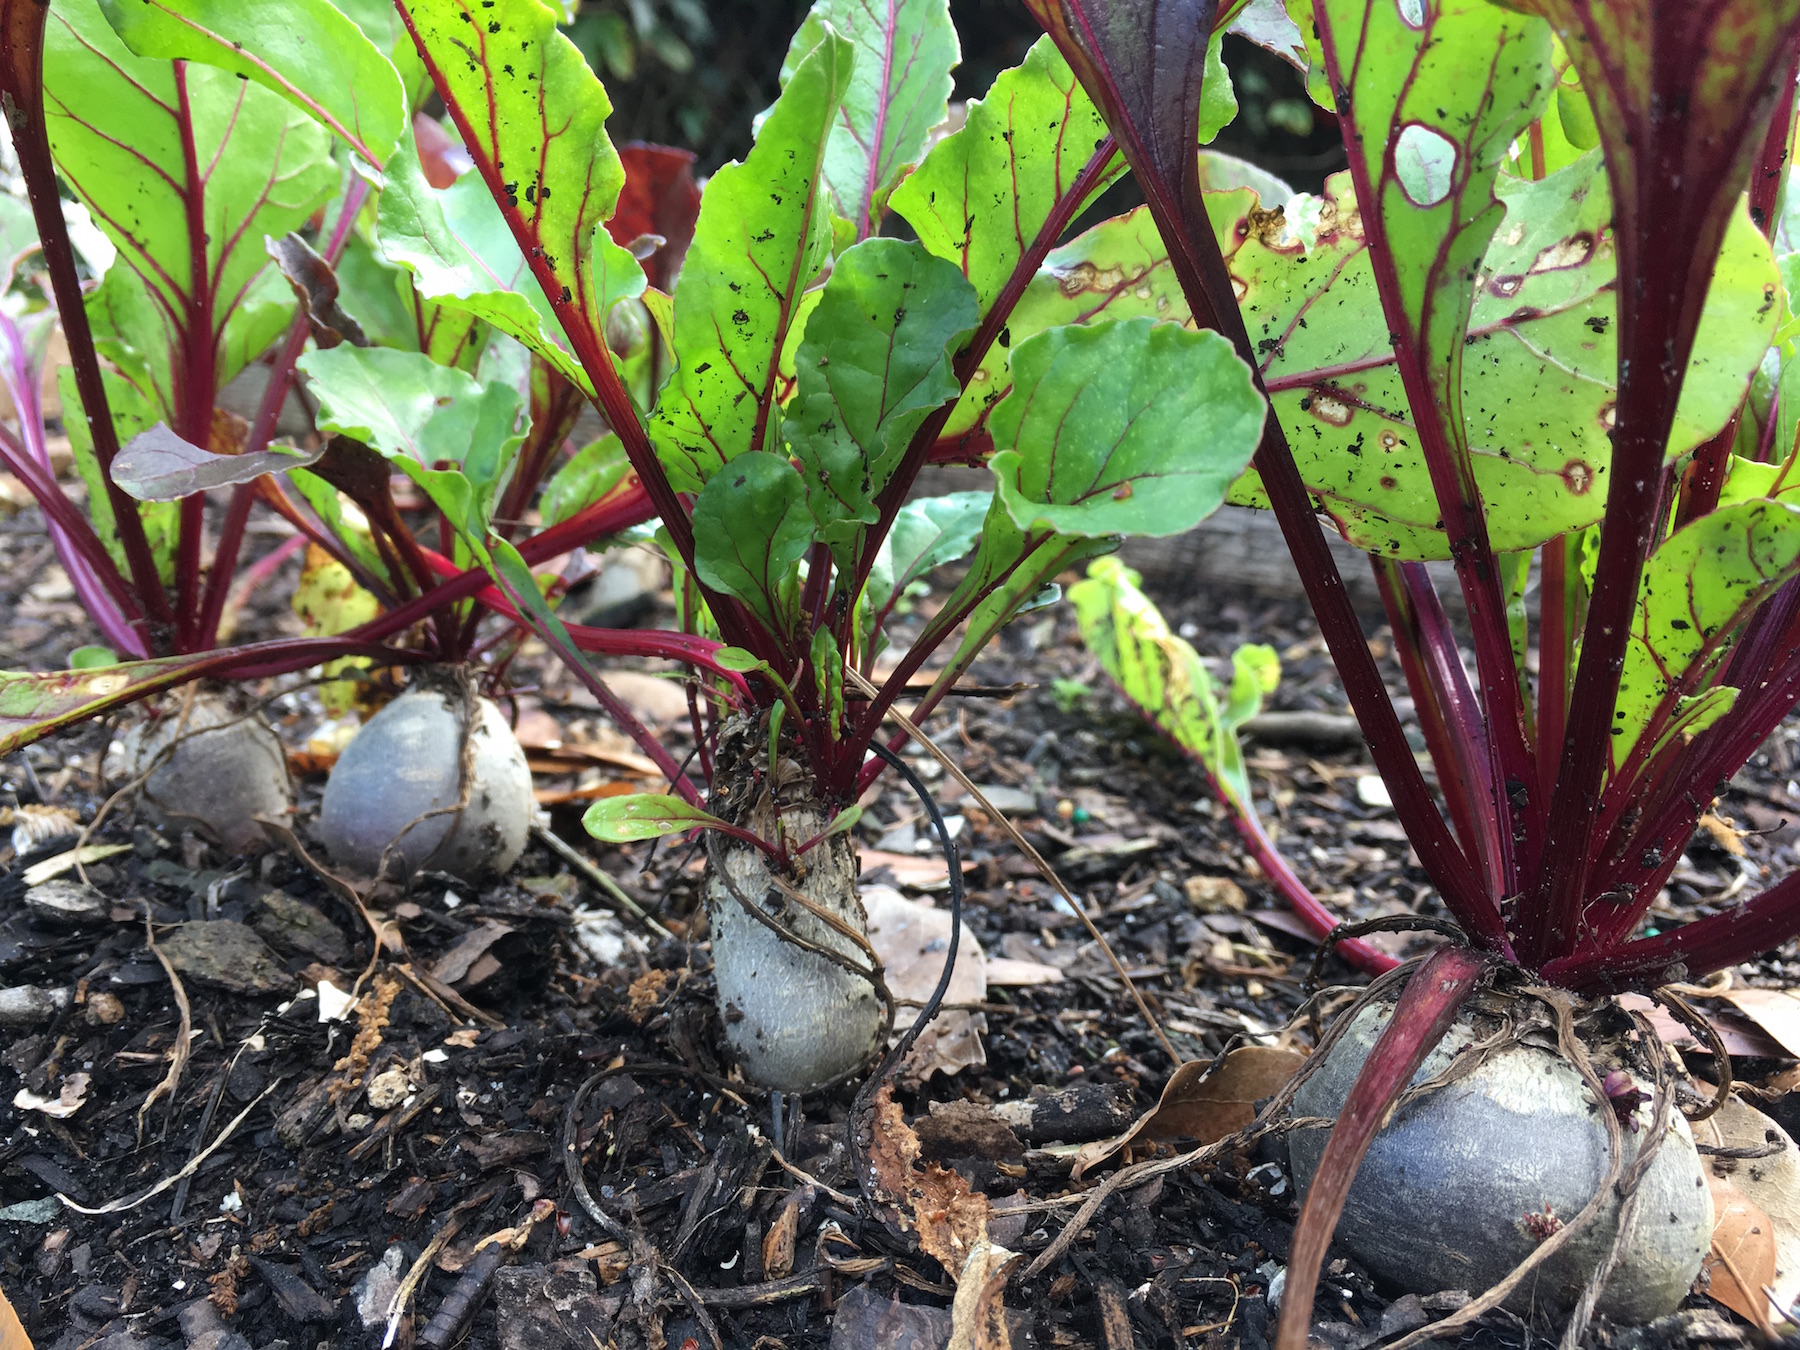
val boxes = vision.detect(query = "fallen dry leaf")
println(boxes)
[947,1238,1019,1350]
[864,886,987,1084]
[1,1278,33,1350]
[1617,993,1789,1059]
[983,956,1064,987]
[866,1083,993,1282]
[1074,1044,1305,1179]
[1715,987,1800,1060]
[1695,1094,1800,1326]
[1703,1172,1777,1332]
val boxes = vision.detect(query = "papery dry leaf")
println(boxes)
[865,886,987,1083]
[1715,988,1800,1060]
[0,1279,33,1350]
[763,1200,798,1279]
[866,1083,993,1281]
[1074,1044,1305,1178]
[14,1072,90,1120]
[947,1238,1019,1350]
[1695,1095,1800,1323]
[1703,1172,1777,1331]
[1697,811,1748,857]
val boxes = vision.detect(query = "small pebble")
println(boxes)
[84,992,124,1026]
[1055,799,1075,821]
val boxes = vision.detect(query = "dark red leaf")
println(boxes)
[607,144,702,293]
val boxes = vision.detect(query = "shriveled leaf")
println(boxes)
[1228,162,1778,558]
[1073,1044,1305,1178]
[1,653,263,754]
[785,239,978,555]
[890,37,1124,316]
[777,0,960,237]
[649,30,853,491]
[98,0,406,166]
[1069,556,1270,805]
[989,317,1264,540]
[689,451,815,639]
[394,0,640,397]
[582,793,730,842]
[1613,499,1800,779]
[864,886,987,1084]
[110,423,323,502]
[291,545,380,716]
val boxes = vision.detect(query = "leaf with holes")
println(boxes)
[776,0,960,239]
[648,30,853,491]
[989,317,1264,540]
[1224,160,1777,558]
[690,451,817,642]
[890,37,1123,316]
[785,238,978,558]
[98,0,406,167]
[393,0,645,401]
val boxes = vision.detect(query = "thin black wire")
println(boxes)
[847,739,962,1195]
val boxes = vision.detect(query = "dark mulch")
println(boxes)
[1,502,1794,1350]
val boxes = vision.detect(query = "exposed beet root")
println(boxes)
[315,674,532,881]
[113,690,291,854]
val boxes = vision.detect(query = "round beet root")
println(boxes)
[316,677,532,881]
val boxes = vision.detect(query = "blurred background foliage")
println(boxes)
[556,0,1346,190]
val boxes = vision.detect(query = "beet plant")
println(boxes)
[1012,0,1800,1334]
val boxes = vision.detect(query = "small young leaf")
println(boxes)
[891,37,1123,314]
[865,490,991,615]
[784,238,978,555]
[777,0,960,237]
[649,29,854,490]
[712,647,767,673]
[821,804,861,838]
[110,424,324,502]
[583,793,732,842]
[67,646,120,670]
[989,318,1264,540]
[98,0,406,166]
[689,451,816,639]
[811,626,844,739]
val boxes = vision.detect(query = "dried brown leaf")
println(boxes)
[947,1238,1019,1350]
[866,1084,994,1281]
[1703,1172,1777,1332]
[1074,1044,1305,1179]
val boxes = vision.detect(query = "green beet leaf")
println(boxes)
[890,37,1123,316]
[98,0,406,167]
[989,317,1264,540]
[1611,499,1800,781]
[583,793,732,842]
[300,345,527,535]
[1069,555,1274,808]
[776,0,960,238]
[377,125,644,396]
[690,451,817,641]
[1226,160,1777,558]
[540,434,633,529]
[650,29,854,492]
[45,0,337,427]
[864,490,991,618]
[784,238,978,557]
[392,0,643,398]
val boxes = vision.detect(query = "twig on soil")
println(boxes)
[1302,914,1468,995]
[689,1271,828,1307]
[845,666,1180,1067]
[563,1069,632,1242]
[661,1264,725,1350]
[530,822,672,939]
[384,1213,463,1350]
[768,1145,858,1208]
[57,1079,281,1215]
[136,901,193,1139]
